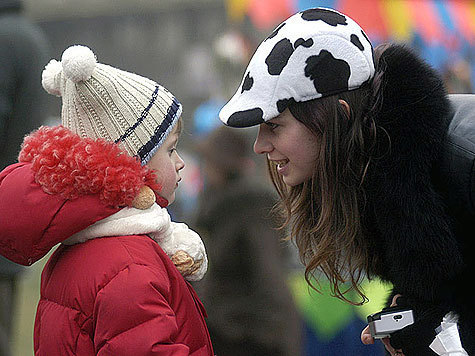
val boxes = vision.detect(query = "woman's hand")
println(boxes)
[361,294,405,356]
[360,324,374,344]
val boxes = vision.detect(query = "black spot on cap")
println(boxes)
[266,22,286,41]
[227,108,264,127]
[304,50,351,96]
[301,8,347,26]
[294,38,314,49]
[276,98,297,113]
[265,38,294,75]
[241,72,254,93]
[350,34,364,51]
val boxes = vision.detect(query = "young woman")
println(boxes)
[219,7,474,356]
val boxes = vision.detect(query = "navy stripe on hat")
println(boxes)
[137,97,182,165]
[114,85,161,144]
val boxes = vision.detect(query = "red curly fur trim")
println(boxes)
[19,126,161,207]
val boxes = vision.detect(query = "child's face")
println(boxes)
[253,108,318,186]
[147,123,185,204]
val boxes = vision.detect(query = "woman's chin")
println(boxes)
[282,173,309,187]
[282,176,298,187]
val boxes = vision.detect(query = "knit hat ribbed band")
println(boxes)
[41,45,182,165]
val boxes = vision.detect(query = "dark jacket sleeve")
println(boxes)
[0,35,16,163]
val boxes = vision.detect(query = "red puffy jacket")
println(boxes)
[0,127,214,356]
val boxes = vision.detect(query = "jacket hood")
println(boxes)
[0,126,161,265]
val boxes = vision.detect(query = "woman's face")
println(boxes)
[253,108,319,186]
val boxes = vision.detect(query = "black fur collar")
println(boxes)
[363,44,464,303]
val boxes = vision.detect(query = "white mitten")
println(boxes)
[150,221,208,281]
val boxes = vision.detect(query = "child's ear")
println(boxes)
[338,99,351,118]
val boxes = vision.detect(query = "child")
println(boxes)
[219,7,474,356]
[0,45,213,356]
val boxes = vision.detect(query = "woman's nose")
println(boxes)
[253,126,272,154]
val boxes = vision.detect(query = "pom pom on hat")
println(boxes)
[61,45,97,83]
[41,45,97,96]
[41,59,63,96]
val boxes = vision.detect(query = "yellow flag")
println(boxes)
[467,1,475,36]
[226,0,251,23]
[381,0,412,41]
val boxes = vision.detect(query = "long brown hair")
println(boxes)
[269,46,386,304]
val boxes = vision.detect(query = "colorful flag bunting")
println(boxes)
[225,0,475,48]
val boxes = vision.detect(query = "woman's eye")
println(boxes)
[265,122,279,130]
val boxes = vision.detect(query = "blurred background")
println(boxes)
[1,0,474,355]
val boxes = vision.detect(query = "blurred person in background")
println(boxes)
[192,126,301,356]
[443,57,473,94]
[0,0,50,170]
[0,1,50,355]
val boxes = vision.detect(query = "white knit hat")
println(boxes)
[42,45,182,165]
[219,7,375,127]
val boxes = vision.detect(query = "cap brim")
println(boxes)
[219,106,264,128]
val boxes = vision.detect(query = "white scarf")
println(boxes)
[63,204,208,281]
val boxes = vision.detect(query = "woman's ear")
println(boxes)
[338,99,351,118]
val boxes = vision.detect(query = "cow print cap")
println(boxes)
[219,7,375,128]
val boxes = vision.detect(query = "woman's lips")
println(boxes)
[274,159,289,174]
